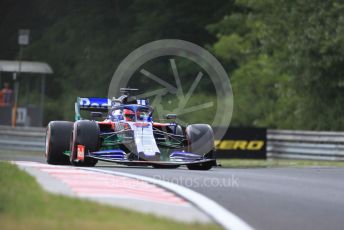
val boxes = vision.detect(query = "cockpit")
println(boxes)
[109,106,153,122]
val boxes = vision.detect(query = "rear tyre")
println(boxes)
[185,124,215,170]
[45,121,73,165]
[70,120,99,167]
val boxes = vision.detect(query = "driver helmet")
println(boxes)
[137,111,148,121]
[109,109,123,121]
[123,109,135,121]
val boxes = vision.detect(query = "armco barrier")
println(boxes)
[0,125,45,151]
[267,129,344,161]
[1,125,344,161]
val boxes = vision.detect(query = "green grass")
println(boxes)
[218,158,344,168]
[0,162,219,230]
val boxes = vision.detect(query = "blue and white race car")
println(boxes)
[45,88,216,170]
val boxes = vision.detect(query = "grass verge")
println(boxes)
[218,158,344,168]
[0,162,219,230]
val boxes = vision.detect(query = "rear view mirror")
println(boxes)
[91,112,103,119]
[166,114,177,120]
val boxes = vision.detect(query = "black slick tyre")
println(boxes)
[45,121,74,165]
[185,124,215,170]
[70,120,99,167]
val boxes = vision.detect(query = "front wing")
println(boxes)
[76,149,216,167]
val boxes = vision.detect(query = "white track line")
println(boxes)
[83,168,254,230]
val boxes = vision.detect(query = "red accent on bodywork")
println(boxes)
[77,145,85,161]
[98,121,113,125]
[134,122,150,127]
[153,122,170,127]
[98,121,115,130]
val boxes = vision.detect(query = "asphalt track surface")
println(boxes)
[2,153,344,230]
[99,165,344,230]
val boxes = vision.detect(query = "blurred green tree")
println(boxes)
[209,0,344,130]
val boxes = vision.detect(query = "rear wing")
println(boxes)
[75,97,111,120]
[74,97,150,120]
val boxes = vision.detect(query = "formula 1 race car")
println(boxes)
[45,88,216,170]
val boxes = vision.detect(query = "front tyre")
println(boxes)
[185,124,215,170]
[45,121,73,165]
[70,120,99,167]
[152,165,180,169]
[187,161,213,170]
